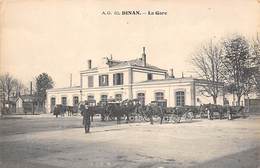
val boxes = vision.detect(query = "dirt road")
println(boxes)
[0,116,259,168]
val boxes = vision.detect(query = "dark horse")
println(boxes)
[67,105,79,116]
[106,102,124,124]
[53,104,64,117]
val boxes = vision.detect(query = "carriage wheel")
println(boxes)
[129,115,135,122]
[163,115,170,122]
[172,115,181,123]
[143,115,150,122]
[153,115,161,122]
[185,112,193,120]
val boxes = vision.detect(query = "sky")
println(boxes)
[0,0,259,88]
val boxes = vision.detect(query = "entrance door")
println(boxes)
[50,97,56,113]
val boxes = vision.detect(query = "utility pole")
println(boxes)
[30,81,32,95]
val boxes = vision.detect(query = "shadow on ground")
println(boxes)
[188,146,260,168]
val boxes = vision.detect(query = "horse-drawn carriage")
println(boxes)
[198,103,245,120]
[140,100,195,124]
[82,100,109,121]
[162,106,195,123]
[53,104,79,117]
[53,97,246,124]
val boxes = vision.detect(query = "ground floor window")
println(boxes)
[100,95,108,102]
[51,97,56,106]
[87,95,95,101]
[137,93,145,105]
[176,91,185,106]
[115,94,122,101]
[61,97,67,106]
[155,92,164,101]
[73,96,79,106]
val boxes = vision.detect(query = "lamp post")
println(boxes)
[80,90,83,102]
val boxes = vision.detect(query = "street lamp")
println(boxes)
[80,90,82,102]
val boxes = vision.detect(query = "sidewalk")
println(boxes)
[1,113,82,119]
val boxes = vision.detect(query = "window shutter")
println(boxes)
[113,74,116,85]
[99,76,101,86]
[106,75,109,86]
[121,73,124,85]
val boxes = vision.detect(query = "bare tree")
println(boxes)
[191,40,224,104]
[13,79,26,96]
[0,73,15,102]
[222,35,256,105]
[0,73,24,108]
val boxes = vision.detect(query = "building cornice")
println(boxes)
[47,86,81,93]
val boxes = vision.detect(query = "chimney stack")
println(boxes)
[87,59,92,69]
[169,68,175,78]
[142,47,146,67]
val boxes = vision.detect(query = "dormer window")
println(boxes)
[147,73,153,80]
[99,75,109,86]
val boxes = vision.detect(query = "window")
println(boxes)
[73,96,79,106]
[100,95,108,102]
[99,75,109,86]
[147,73,153,80]
[61,97,67,105]
[51,97,56,106]
[115,94,122,101]
[113,73,124,85]
[155,92,164,101]
[87,95,95,101]
[137,93,145,105]
[176,91,185,106]
[88,76,94,88]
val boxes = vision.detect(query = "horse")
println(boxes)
[199,104,225,120]
[53,104,63,117]
[106,101,124,124]
[120,99,141,123]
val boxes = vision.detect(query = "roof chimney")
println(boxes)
[142,47,146,67]
[169,68,175,78]
[87,59,92,69]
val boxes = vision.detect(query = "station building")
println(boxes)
[46,47,224,113]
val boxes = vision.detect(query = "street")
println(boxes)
[0,115,260,168]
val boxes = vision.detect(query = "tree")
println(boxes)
[0,73,25,110]
[251,33,260,95]
[222,35,256,105]
[13,79,26,96]
[35,73,54,107]
[191,40,224,104]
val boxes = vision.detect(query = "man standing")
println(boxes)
[82,101,91,133]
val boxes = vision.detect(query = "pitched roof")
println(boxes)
[135,77,224,86]
[107,58,166,71]
[20,95,37,102]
